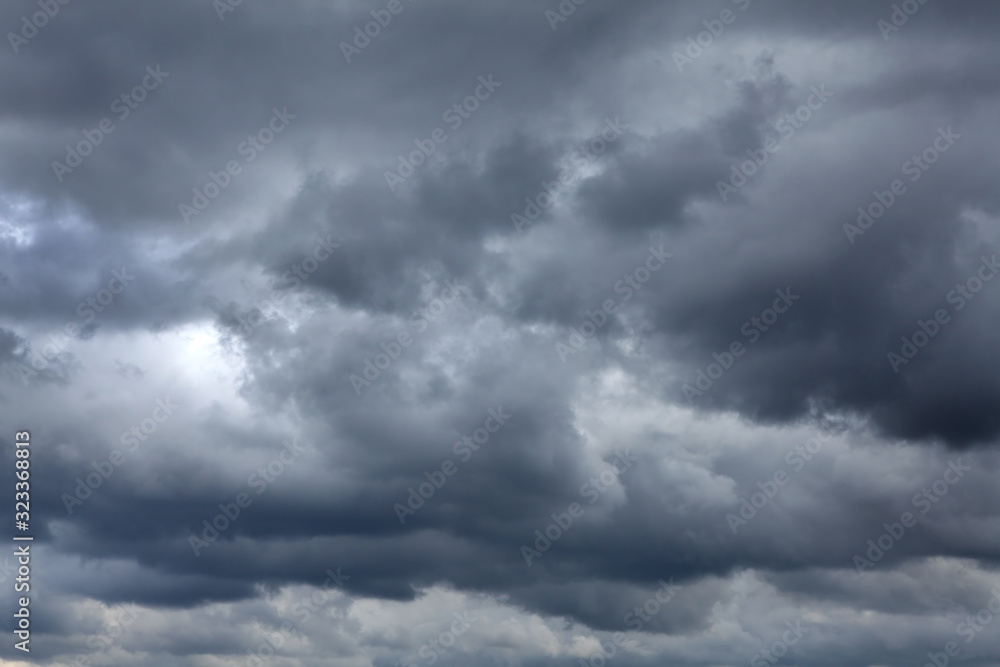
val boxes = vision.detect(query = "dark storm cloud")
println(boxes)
[3,1,1000,666]
[647,113,1000,446]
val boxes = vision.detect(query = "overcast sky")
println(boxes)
[2,1,1000,666]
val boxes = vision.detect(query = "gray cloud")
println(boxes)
[2,1,1000,665]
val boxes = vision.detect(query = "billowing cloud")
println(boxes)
[2,1,1000,665]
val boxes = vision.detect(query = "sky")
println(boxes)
[2,1,1000,666]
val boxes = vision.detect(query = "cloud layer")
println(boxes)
[2,1,1000,665]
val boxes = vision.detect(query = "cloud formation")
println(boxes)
[2,1,1000,665]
